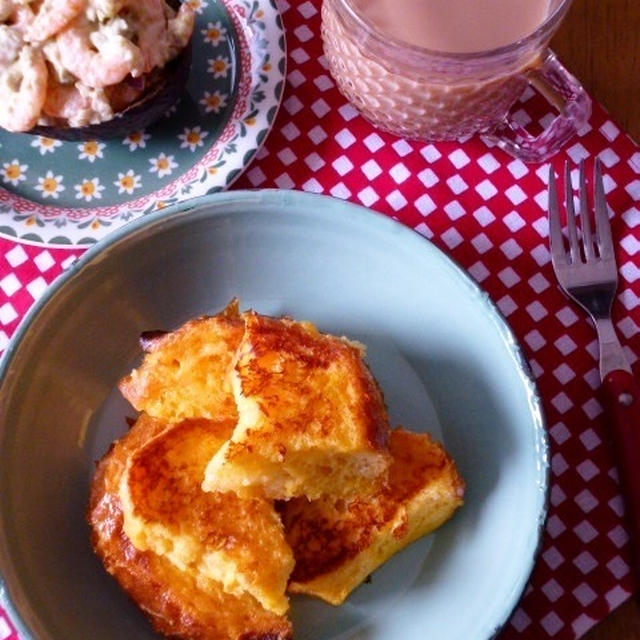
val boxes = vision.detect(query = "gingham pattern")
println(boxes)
[1,1,639,638]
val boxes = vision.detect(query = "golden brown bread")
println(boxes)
[118,300,243,424]
[92,301,465,636]
[88,413,293,640]
[202,311,391,500]
[119,414,294,615]
[280,429,465,605]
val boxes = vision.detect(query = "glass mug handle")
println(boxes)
[482,49,592,163]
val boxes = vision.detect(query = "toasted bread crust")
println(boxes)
[281,429,464,604]
[88,415,292,640]
[237,312,389,452]
[203,311,391,499]
[121,415,294,615]
[118,300,243,423]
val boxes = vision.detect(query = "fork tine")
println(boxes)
[594,158,614,260]
[547,165,568,267]
[564,162,581,263]
[579,159,596,261]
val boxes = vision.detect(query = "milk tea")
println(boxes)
[321,0,556,141]
[351,0,551,53]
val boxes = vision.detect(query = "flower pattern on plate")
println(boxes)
[178,126,210,152]
[149,154,179,178]
[200,91,229,114]
[208,55,232,78]
[123,131,151,152]
[1,161,28,187]
[114,170,143,195]
[78,141,106,163]
[30,137,62,156]
[75,178,105,202]
[202,21,228,45]
[35,172,65,199]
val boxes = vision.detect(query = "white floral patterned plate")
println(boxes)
[0,0,286,246]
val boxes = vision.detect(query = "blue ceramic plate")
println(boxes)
[0,190,548,640]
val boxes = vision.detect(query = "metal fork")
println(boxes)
[548,159,640,588]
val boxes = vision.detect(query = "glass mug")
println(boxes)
[321,0,591,162]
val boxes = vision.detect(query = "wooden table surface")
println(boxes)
[549,0,640,638]
[552,0,640,142]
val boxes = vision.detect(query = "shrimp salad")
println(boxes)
[0,0,195,132]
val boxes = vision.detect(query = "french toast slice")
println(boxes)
[202,311,391,500]
[88,414,292,640]
[118,413,294,616]
[281,429,465,605]
[118,300,243,423]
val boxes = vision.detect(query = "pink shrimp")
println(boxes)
[42,81,91,120]
[25,0,86,43]
[168,2,195,52]
[0,0,35,67]
[0,0,35,42]
[120,0,170,72]
[87,0,125,21]
[7,3,34,31]
[56,16,144,88]
[0,26,22,68]
[0,0,33,69]
[0,45,48,132]
[0,0,13,22]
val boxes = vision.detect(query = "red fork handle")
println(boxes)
[603,369,640,591]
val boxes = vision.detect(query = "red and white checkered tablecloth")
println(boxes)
[1,1,639,639]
